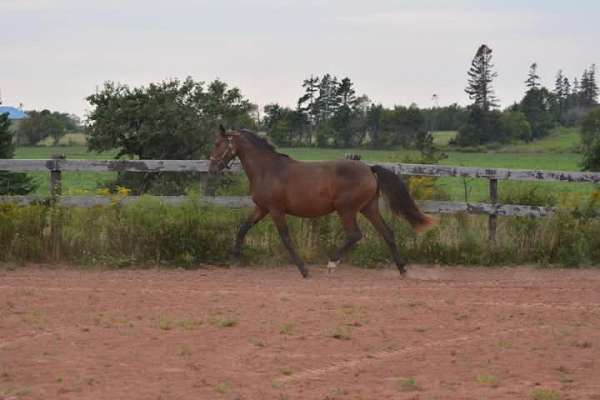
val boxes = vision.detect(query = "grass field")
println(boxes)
[432,130,457,146]
[11,127,596,202]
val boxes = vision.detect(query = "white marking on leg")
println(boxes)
[327,261,339,275]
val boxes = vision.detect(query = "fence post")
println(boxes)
[488,178,498,241]
[50,154,64,261]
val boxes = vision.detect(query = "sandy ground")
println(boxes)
[1,264,600,400]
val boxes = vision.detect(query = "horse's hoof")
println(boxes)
[397,265,407,276]
[327,261,339,275]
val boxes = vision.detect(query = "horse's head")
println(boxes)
[209,125,239,173]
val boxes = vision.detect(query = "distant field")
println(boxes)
[432,130,457,146]
[12,127,595,201]
[497,127,581,153]
[38,132,88,146]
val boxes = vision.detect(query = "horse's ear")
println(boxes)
[219,124,227,136]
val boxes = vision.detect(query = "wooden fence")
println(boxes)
[2,156,600,253]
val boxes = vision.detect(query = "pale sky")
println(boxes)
[1,0,599,118]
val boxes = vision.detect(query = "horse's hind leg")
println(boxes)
[361,200,407,275]
[328,212,362,274]
[232,206,268,264]
[271,211,310,279]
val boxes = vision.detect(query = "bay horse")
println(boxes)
[209,126,432,278]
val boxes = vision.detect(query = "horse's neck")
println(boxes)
[237,145,283,184]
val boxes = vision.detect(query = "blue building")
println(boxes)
[0,106,28,120]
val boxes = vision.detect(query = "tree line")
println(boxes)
[455,44,598,147]
[13,110,82,146]
[263,75,467,149]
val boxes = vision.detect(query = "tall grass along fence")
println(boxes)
[1,156,600,267]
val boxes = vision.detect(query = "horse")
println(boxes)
[208,126,433,278]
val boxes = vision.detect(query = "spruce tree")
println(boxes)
[0,109,36,195]
[562,77,571,99]
[554,70,566,122]
[554,70,565,100]
[581,69,591,107]
[525,63,541,90]
[585,64,599,106]
[465,44,499,111]
[571,78,580,107]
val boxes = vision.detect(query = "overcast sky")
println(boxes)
[1,0,599,117]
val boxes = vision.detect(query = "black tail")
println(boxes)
[371,165,433,232]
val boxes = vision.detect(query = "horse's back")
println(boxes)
[279,160,377,217]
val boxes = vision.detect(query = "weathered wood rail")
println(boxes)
[1,157,599,258]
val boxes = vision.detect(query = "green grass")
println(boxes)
[498,127,581,153]
[531,389,561,400]
[432,130,457,146]
[14,145,116,160]
[14,145,118,195]
[38,132,88,146]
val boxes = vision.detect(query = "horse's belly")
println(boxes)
[284,187,335,217]
[285,203,335,218]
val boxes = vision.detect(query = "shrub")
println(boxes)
[2,196,600,268]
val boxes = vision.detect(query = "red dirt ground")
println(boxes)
[1,264,600,400]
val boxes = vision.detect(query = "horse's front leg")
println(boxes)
[232,206,268,264]
[270,211,310,279]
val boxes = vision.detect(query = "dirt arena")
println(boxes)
[1,264,599,400]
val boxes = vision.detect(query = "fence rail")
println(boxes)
[1,157,599,258]
[3,158,600,183]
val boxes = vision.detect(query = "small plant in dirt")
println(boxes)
[177,345,192,357]
[498,340,512,349]
[571,340,592,349]
[532,389,561,400]
[1,386,32,397]
[217,318,237,328]
[330,327,351,341]
[271,379,284,389]
[475,374,498,387]
[158,316,173,331]
[157,316,201,331]
[396,377,420,392]
[279,323,294,335]
[280,367,293,376]
[177,319,202,330]
[330,388,349,397]
[250,337,266,348]
[455,313,469,321]
[215,381,231,394]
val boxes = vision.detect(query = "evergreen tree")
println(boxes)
[590,65,599,105]
[0,108,36,195]
[317,73,339,121]
[562,77,571,99]
[572,78,580,106]
[297,75,320,126]
[580,108,600,171]
[554,70,567,123]
[337,77,357,107]
[525,63,541,90]
[520,87,556,139]
[366,104,384,147]
[580,65,599,107]
[458,44,500,145]
[465,44,499,111]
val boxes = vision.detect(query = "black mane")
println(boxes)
[239,129,289,158]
